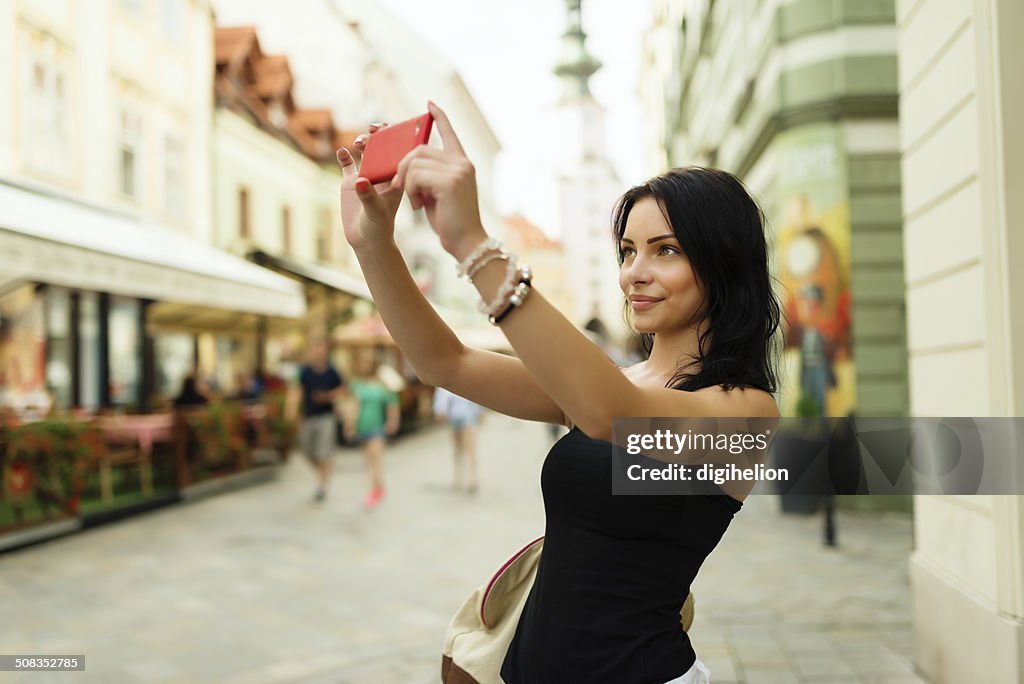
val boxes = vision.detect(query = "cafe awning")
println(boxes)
[248,250,372,301]
[0,179,306,329]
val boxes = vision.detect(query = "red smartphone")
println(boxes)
[359,112,434,184]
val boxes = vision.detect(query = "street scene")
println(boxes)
[2,0,1023,682]
[1,414,923,684]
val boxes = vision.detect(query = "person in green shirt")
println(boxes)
[344,352,399,509]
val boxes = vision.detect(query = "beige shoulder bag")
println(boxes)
[441,537,695,684]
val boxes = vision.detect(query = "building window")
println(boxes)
[316,207,331,261]
[45,287,73,410]
[22,33,70,177]
[155,332,193,402]
[238,187,250,239]
[0,285,47,420]
[108,296,141,407]
[163,133,185,218]
[281,205,292,254]
[78,291,101,411]
[160,0,185,42]
[118,107,142,199]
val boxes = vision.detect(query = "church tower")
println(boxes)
[552,0,625,349]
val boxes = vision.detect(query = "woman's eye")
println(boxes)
[619,247,635,258]
[659,245,679,255]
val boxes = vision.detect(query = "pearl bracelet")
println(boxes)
[456,238,504,279]
[477,259,522,316]
[467,252,510,280]
[480,262,532,319]
[489,280,533,326]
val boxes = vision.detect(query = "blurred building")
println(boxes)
[503,214,572,321]
[641,0,905,421]
[550,0,627,348]
[211,25,372,389]
[212,0,503,328]
[894,0,1024,681]
[0,0,304,415]
[644,0,1024,681]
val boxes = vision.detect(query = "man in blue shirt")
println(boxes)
[298,340,345,502]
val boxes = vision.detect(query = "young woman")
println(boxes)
[336,103,780,684]
[343,351,399,509]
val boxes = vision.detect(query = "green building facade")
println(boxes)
[644,0,908,510]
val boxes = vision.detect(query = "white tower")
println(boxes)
[552,0,626,348]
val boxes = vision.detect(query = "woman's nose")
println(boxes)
[625,256,652,285]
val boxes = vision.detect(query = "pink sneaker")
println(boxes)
[363,487,384,509]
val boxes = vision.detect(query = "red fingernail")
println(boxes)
[355,179,370,192]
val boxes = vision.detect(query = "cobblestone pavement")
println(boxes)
[0,414,928,683]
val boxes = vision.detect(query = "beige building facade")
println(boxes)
[0,0,304,413]
[212,0,503,322]
[896,0,1024,681]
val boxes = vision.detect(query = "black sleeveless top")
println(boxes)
[501,427,743,684]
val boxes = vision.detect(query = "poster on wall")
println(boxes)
[774,124,856,418]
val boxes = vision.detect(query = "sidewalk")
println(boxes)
[0,413,926,683]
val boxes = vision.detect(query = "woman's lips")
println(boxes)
[630,298,662,311]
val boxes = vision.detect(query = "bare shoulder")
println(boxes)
[692,384,779,418]
[620,362,645,382]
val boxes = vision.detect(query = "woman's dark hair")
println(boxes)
[612,166,781,393]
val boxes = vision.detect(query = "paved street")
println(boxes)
[0,413,927,684]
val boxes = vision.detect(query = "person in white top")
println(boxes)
[432,387,483,493]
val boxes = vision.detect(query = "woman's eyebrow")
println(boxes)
[646,234,676,244]
[619,234,677,244]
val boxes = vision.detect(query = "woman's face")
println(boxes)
[618,197,704,335]
[355,354,375,376]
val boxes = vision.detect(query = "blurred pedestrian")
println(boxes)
[337,104,779,683]
[298,340,345,503]
[432,387,482,493]
[344,351,399,509]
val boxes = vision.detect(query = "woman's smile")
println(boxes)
[630,295,663,311]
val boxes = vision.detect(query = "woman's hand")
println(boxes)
[336,123,405,252]
[393,102,488,261]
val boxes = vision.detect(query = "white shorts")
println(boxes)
[664,657,711,684]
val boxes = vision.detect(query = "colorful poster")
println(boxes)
[773,124,856,418]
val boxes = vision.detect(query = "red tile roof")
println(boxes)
[215,25,349,164]
[504,214,561,249]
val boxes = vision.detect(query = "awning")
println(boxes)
[249,250,371,300]
[0,179,306,325]
[248,249,511,352]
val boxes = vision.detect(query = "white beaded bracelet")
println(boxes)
[477,259,521,316]
[456,238,504,279]
[467,252,510,280]
[480,262,533,318]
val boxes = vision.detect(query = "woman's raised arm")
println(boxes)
[392,102,778,440]
[336,134,567,426]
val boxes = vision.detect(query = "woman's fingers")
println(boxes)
[427,101,466,157]
[354,123,388,152]
[336,147,355,176]
[404,163,458,210]
[352,177,390,221]
[394,145,449,189]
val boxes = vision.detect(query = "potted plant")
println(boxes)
[3,419,105,521]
